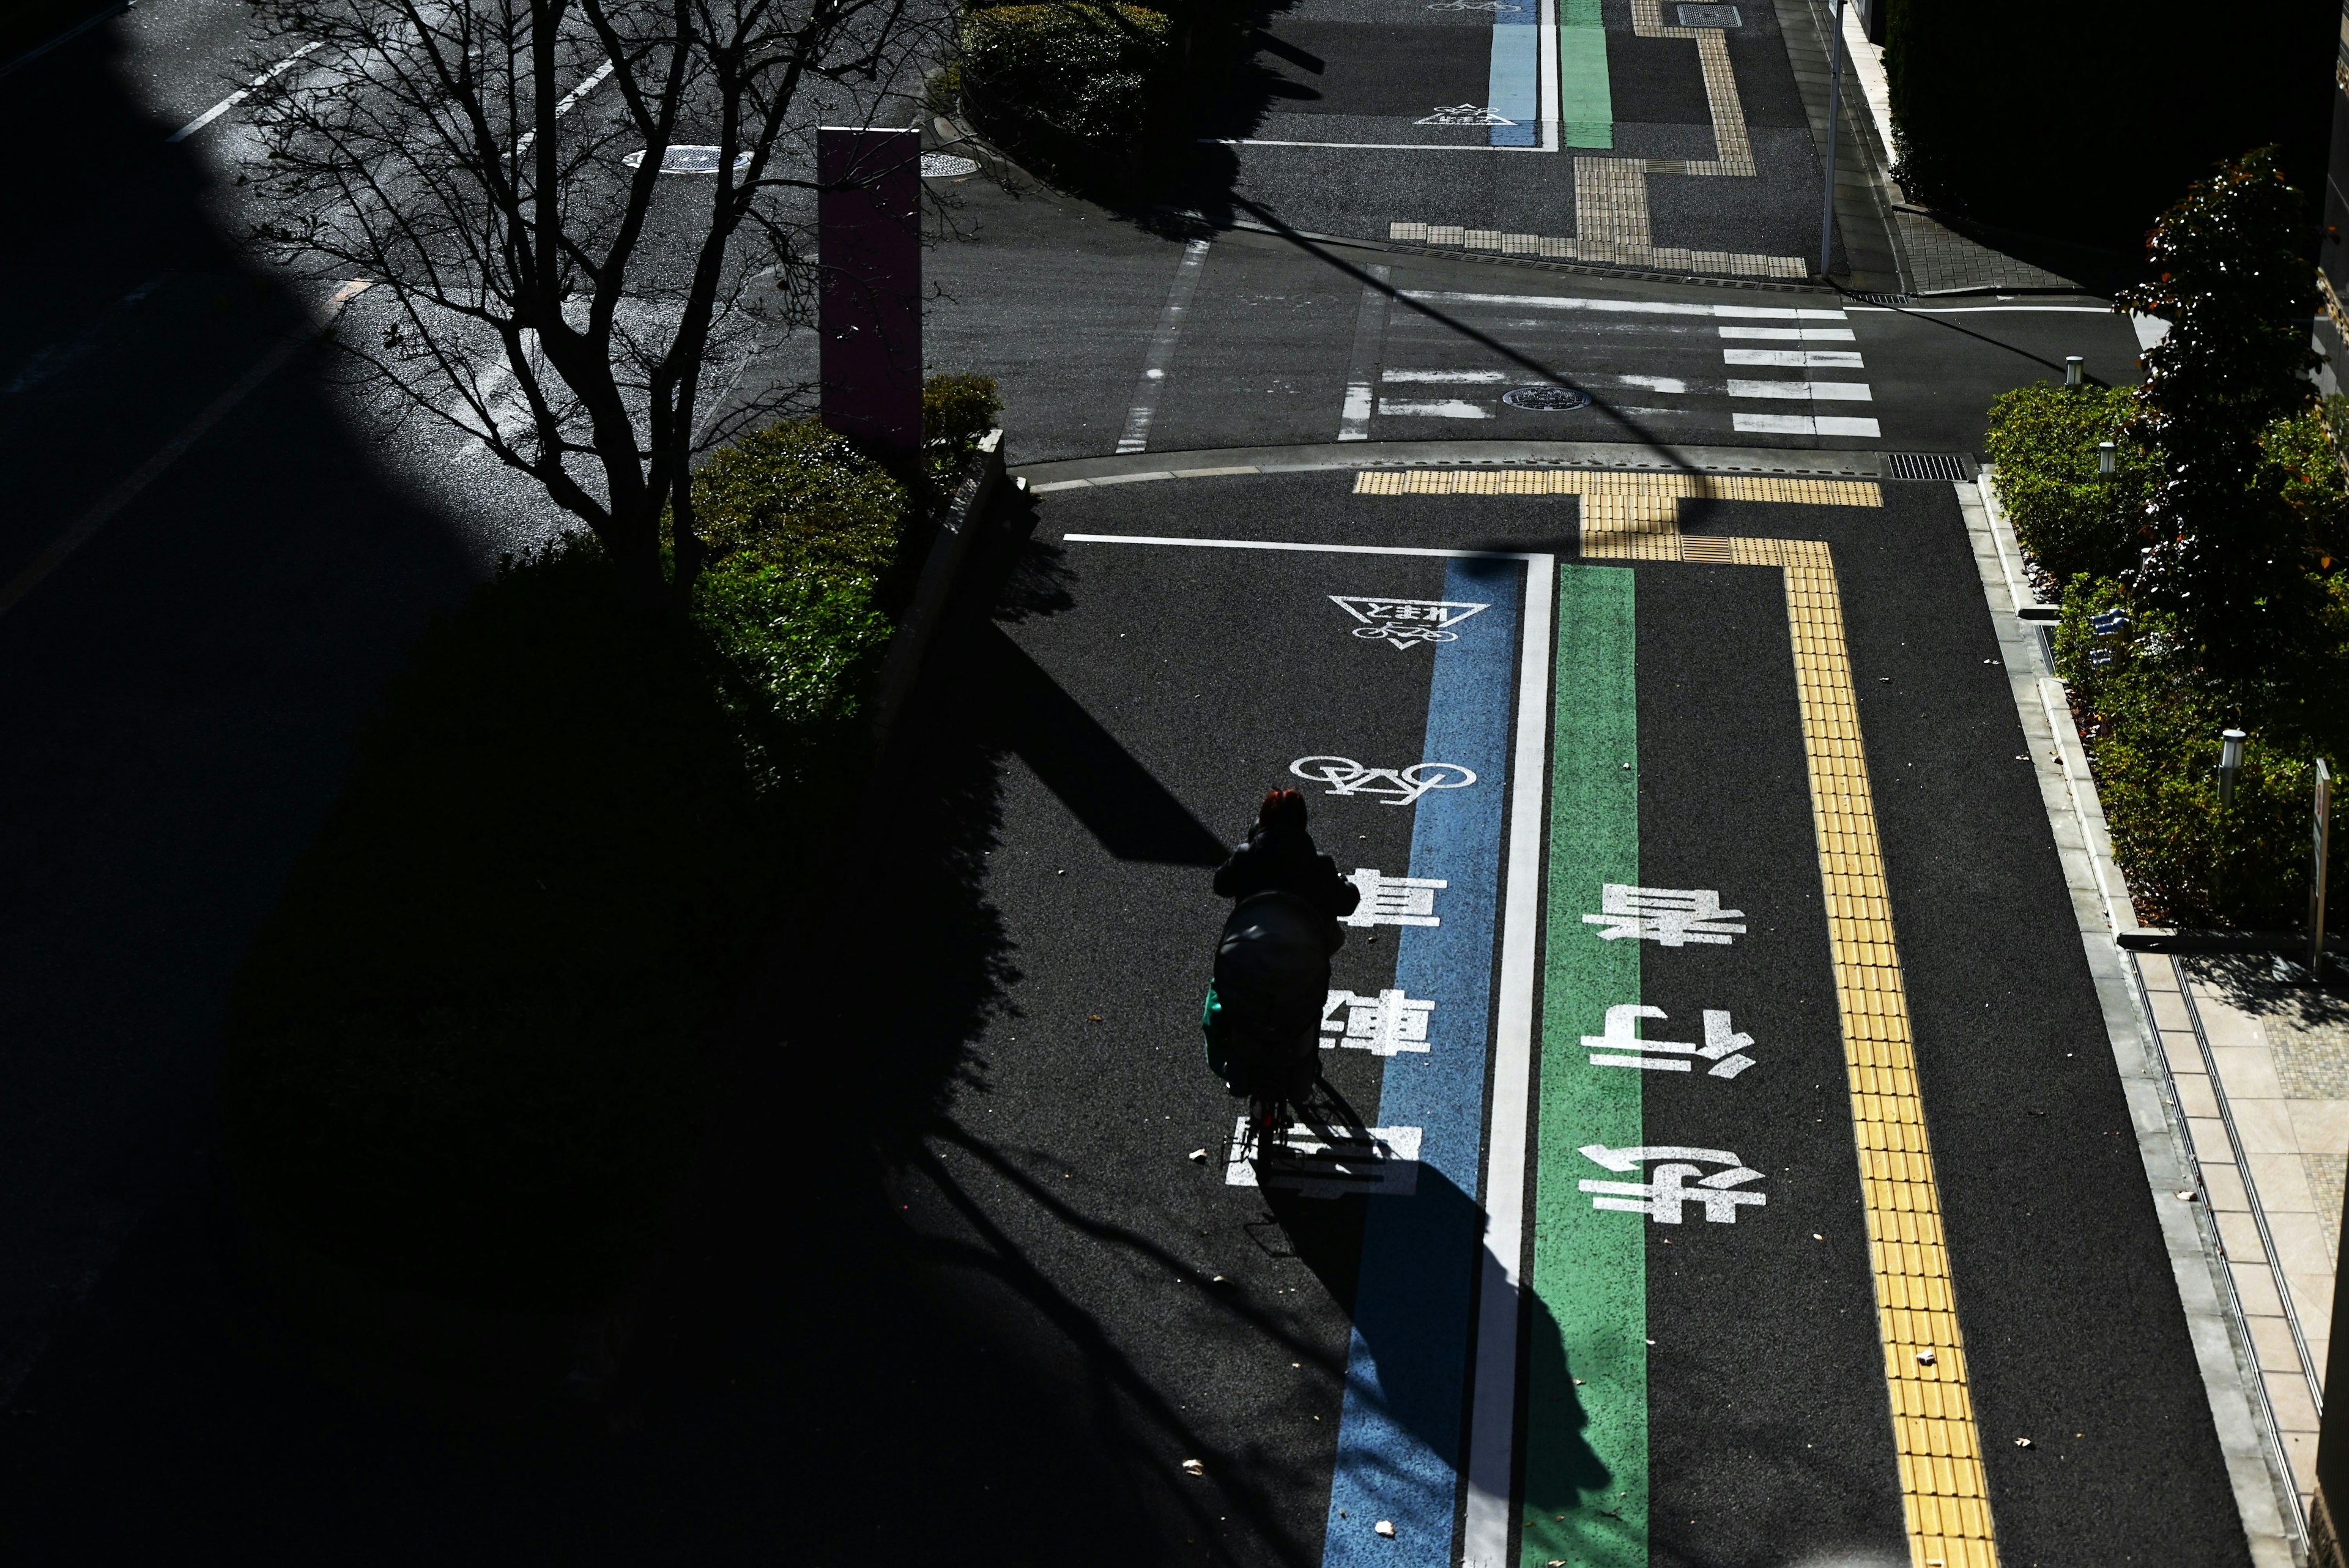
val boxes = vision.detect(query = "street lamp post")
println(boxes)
[2220,729,2247,807]
[2066,355,2085,387]
[2097,440,2117,477]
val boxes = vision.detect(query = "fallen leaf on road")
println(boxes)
[1374,1521,1396,1539]
[2014,1437,2033,1447]
[2177,1189,2199,1201]
[1189,1149,1209,1163]
[1182,1459,1205,1476]
[1915,1350,1936,1365]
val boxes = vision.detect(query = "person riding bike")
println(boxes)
[1203,790,1360,1128]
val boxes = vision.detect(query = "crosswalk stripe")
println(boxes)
[1726,379,1872,401]
[1724,349,1866,368]
[1733,412,1883,436]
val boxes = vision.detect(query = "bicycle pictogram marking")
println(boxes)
[1290,755,1480,806]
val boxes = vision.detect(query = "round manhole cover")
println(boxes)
[921,152,979,177]
[622,145,753,174]
[1502,384,1592,411]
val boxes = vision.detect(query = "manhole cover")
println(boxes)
[921,152,979,177]
[1502,385,1592,411]
[1676,3,1742,23]
[622,145,754,174]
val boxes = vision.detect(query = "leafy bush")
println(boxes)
[1983,383,2150,588]
[2053,580,2342,926]
[923,371,1003,487]
[959,4,1172,166]
[225,426,912,1310]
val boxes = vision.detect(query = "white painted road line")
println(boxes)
[513,59,616,157]
[1619,374,1688,393]
[1382,370,1507,383]
[167,40,323,142]
[1,281,373,620]
[1459,551,1555,1568]
[1116,237,1211,455]
[1378,399,1493,419]
[1732,411,1881,437]
[1846,303,2116,313]
[1405,291,1847,321]
[1726,379,1872,401]
[1724,348,1865,368]
[1338,264,1391,442]
[1718,325,1855,342]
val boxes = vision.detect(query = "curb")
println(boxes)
[1961,472,2301,1568]
[872,428,1009,752]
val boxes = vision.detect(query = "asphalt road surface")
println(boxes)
[0,0,2257,1564]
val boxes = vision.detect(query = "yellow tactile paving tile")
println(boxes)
[1780,543,2000,1564]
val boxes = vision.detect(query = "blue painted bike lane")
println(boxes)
[1323,555,1524,1566]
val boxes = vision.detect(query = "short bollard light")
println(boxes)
[2219,729,2247,808]
[2066,355,2085,387]
[2097,440,2117,477]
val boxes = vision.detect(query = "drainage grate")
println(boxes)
[1682,535,1737,563]
[1885,451,1974,481]
[1849,291,1913,305]
[1675,3,1742,23]
[1501,385,1594,411]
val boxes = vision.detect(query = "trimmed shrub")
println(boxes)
[922,371,1003,487]
[959,4,1173,170]
[1983,382,2150,589]
[225,425,911,1310]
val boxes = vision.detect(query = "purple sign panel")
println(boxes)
[818,126,922,462]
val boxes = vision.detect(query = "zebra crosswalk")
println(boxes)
[1350,289,1883,441]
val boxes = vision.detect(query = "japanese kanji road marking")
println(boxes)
[1581,1002,1757,1076]
[1576,1146,1767,1224]
[1341,868,1448,927]
[1323,989,1436,1055]
[1581,882,1747,945]
[1290,756,1479,804]
[1227,1120,1423,1198]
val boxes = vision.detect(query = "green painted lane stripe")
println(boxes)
[1559,0,1612,148]
[1521,564,1643,1568]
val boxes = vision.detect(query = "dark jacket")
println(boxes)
[1212,827,1362,926]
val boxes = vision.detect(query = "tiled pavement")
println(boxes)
[2142,951,2349,1517]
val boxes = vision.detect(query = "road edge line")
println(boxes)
[1957,474,2298,1568]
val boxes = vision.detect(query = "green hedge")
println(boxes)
[1995,390,2349,927]
[958,4,1173,169]
[222,388,996,1311]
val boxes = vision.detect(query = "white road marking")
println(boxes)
[1406,290,1846,321]
[1619,374,1688,392]
[1338,264,1391,442]
[1063,534,1542,562]
[1727,378,1871,401]
[1732,411,1880,436]
[1,281,371,620]
[513,58,615,157]
[167,40,323,142]
[1226,1120,1423,1197]
[1845,303,2117,313]
[3,272,166,395]
[1382,369,1508,382]
[1723,348,1863,368]
[1378,398,1492,418]
[1718,325,1855,341]
[1117,237,1211,454]
[1458,549,1554,1568]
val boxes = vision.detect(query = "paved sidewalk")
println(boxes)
[2146,952,2349,1520]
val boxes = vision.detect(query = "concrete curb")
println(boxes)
[1011,437,1962,489]
[871,428,1009,752]
[1961,474,2299,1568]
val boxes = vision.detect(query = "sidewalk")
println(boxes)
[2146,951,2349,1519]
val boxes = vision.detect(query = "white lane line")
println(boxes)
[167,40,323,142]
[1406,291,1848,321]
[1619,374,1688,393]
[1719,325,1855,342]
[4,272,168,395]
[1338,264,1392,442]
[513,58,615,156]
[1723,348,1864,368]
[1727,379,1872,401]
[1,280,372,620]
[1063,533,1543,561]
[1459,551,1554,1568]
[1732,411,1880,437]
[1378,398,1493,418]
[1201,137,1556,152]
[1116,237,1211,455]
[1382,369,1507,383]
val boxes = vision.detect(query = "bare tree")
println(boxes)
[246,0,940,611]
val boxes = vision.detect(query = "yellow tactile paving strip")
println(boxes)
[1353,469,2000,1568]
[1776,537,2000,1568]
